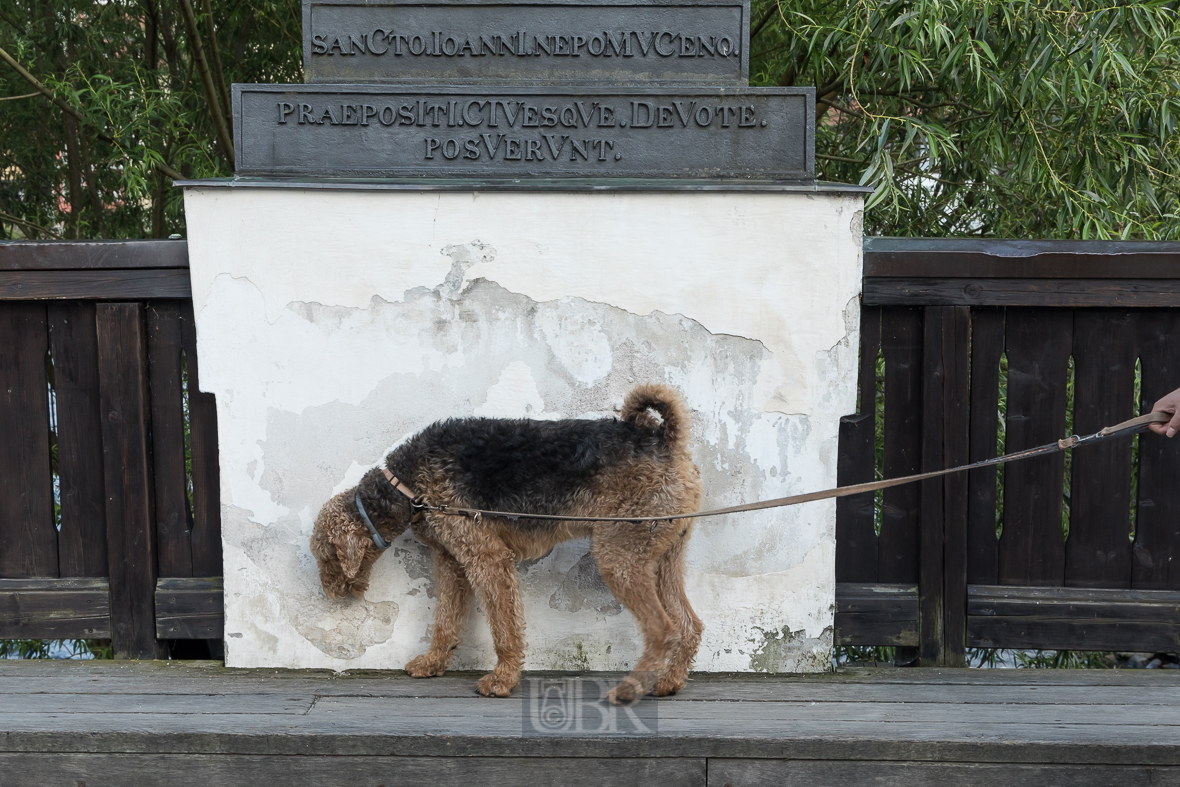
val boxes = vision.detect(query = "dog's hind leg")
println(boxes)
[653,528,703,696]
[592,533,677,705]
[443,530,526,698]
[406,548,474,678]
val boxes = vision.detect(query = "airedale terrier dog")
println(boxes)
[310,383,703,703]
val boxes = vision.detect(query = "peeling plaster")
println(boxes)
[184,188,861,673]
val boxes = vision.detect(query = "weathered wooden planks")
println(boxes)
[862,238,1180,279]
[0,269,192,300]
[147,302,195,578]
[997,309,1072,586]
[969,584,1180,651]
[0,302,58,578]
[179,301,222,577]
[47,302,109,577]
[709,760,1180,787]
[878,308,922,585]
[1133,310,1180,590]
[834,583,918,647]
[155,577,224,639]
[96,304,164,658]
[965,308,1004,586]
[0,240,189,270]
[863,278,1180,307]
[1066,310,1136,588]
[0,578,109,638]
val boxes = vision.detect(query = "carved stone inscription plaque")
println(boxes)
[233,85,814,179]
[303,0,749,85]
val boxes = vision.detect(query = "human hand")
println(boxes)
[1149,387,1180,438]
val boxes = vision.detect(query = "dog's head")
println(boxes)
[310,475,414,599]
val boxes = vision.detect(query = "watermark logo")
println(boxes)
[521,675,658,736]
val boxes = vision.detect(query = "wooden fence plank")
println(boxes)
[96,303,164,658]
[834,584,919,647]
[997,309,1072,586]
[941,306,971,666]
[0,269,192,300]
[0,302,58,578]
[878,308,923,585]
[147,303,194,578]
[709,759,1180,787]
[836,415,877,583]
[1066,310,1136,588]
[863,278,1180,308]
[0,755,706,787]
[966,308,1005,586]
[0,578,110,639]
[0,240,189,270]
[919,307,947,665]
[863,237,1180,279]
[47,302,108,578]
[1133,310,1180,590]
[180,302,222,577]
[155,577,223,639]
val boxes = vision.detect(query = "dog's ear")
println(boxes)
[331,529,370,579]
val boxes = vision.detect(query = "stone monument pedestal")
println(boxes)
[182,179,864,672]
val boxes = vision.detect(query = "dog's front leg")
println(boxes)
[448,537,525,698]
[406,548,473,678]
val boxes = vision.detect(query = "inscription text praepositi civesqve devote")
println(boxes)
[276,98,765,162]
[310,30,739,59]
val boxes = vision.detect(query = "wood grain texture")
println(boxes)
[918,307,947,666]
[708,759,1180,787]
[179,301,222,577]
[0,240,189,270]
[835,584,919,647]
[1066,310,1136,588]
[965,308,1005,586]
[1133,310,1180,590]
[836,414,877,583]
[0,302,58,578]
[997,309,1072,586]
[863,278,1180,307]
[836,305,882,584]
[155,576,223,639]
[940,306,971,666]
[146,302,194,578]
[47,302,108,577]
[862,238,1180,279]
[0,755,705,787]
[96,303,164,659]
[0,578,109,638]
[878,308,922,585]
[0,269,192,300]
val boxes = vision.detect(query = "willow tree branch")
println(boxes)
[202,0,232,117]
[0,45,185,181]
[178,0,236,167]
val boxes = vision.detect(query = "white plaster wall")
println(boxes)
[183,186,863,672]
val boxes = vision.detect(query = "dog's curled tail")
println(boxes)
[621,383,690,451]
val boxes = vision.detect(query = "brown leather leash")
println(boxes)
[380,412,1171,527]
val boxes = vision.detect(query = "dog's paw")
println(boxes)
[654,675,686,697]
[405,654,446,678]
[476,672,518,698]
[606,676,644,706]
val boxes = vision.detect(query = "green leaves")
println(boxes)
[0,0,301,238]
[752,0,1180,238]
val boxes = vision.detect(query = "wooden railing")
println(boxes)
[837,238,1180,665]
[3,237,1179,663]
[0,241,221,658]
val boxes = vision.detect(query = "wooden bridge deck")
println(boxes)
[2,661,1180,786]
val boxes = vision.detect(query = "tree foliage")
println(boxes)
[1,0,1177,239]
[751,0,1180,237]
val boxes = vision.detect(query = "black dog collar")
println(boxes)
[354,493,392,551]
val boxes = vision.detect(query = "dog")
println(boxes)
[310,383,703,703]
